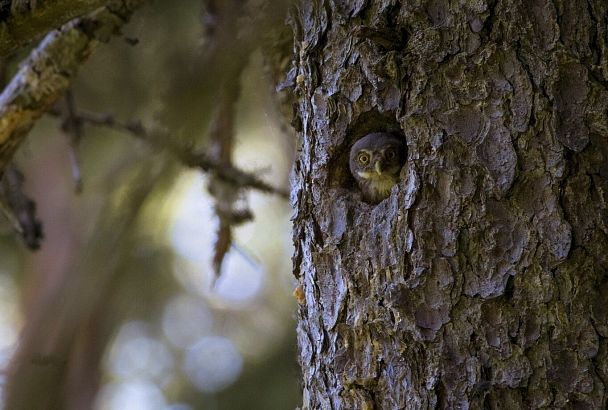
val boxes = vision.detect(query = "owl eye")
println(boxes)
[385,149,396,160]
[358,152,370,164]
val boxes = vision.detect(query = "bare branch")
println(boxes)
[47,107,291,198]
[61,90,85,192]
[0,163,43,249]
[207,63,247,278]
[0,0,146,174]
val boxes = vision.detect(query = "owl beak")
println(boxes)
[374,160,383,175]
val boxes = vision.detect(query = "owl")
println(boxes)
[349,132,406,204]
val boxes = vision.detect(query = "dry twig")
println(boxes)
[61,90,84,192]
[0,164,43,249]
[46,107,290,198]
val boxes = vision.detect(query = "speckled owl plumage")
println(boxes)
[349,132,406,204]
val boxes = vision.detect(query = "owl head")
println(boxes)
[349,132,406,203]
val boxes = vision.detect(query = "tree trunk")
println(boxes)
[291,1,608,408]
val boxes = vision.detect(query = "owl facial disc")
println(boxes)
[349,132,407,204]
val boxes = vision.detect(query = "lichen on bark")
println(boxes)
[0,0,146,173]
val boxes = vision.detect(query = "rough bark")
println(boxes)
[291,0,608,409]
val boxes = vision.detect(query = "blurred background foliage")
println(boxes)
[0,0,299,408]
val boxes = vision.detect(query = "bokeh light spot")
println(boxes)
[162,295,213,349]
[95,380,167,410]
[183,336,243,393]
